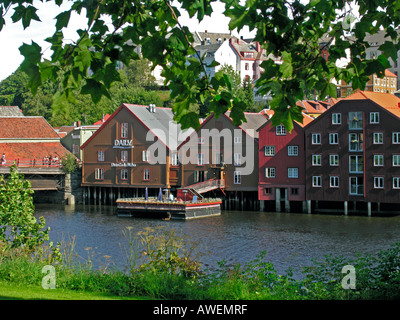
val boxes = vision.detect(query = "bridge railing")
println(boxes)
[0,158,62,168]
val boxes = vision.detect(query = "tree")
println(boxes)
[2,0,400,132]
[0,164,49,250]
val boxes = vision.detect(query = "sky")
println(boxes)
[0,1,255,82]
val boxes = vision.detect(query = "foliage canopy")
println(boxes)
[2,0,400,132]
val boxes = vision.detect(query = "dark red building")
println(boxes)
[304,91,400,215]
[258,110,314,212]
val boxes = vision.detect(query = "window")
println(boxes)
[215,152,223,165]
[276,125,286,136]
[330,176,339,188]
[288,167,299,178]
[393,132,400,144]
[95,168,104,180]
[234,153,241,166]
[264,188,272,195]
[291,188,299,195]
[121,169,128,180]
[245,63,249,70]
[121,122,128,138]
[349,177,364,195]
[393,155,400,166]
[142,150,149,162]
[374,177,384,189]
[393,177,400,189]
[288,145,299,156]
[370,112,379,124]
[265,167,276,178]
[234,136,242,144]
[198,153,205,165]
[332,113,341,124]
[349,112,363,129]
[264,146,275,156]
[329,154,339,166]
[312,176,321,187]
[234,171,242,184]
[374,155,384,166]
[198,137,205,144]
[170,152,179,166]
[97,151,105,162]
[143,169,150,181]
[373,133,383,144]
[120,150,128,162]
[312,133,321,144]
[349,155,363,173]
[312,155,321,166]
[329,133,339,144]
[349,133,363,151]
[72,144,80,155]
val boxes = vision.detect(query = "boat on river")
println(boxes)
[116,197,222,220]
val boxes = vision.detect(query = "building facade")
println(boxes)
[304,91,400,215]
[80,103,194,203]
[258,113,314,212]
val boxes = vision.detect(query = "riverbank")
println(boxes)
[2,226,400,300]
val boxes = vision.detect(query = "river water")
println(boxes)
[35,204,400,278]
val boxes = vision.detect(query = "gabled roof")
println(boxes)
[259,109,314,129]
[0,117,60,139]
[81,104,195,151]
[344,91,400,118]
[225,111,268,139]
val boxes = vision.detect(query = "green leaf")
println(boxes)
[11,5,41,29]
[19,41,42,94]
[279,52,293,78]
[55,10,71,30]
[379,41,399,62]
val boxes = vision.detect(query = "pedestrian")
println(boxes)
[48,155,52,166]
[1,153,6,165]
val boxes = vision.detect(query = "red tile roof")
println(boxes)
[344,91,400,118]
[93,114,111,125]
[0,142,71,163]
[0,117,60,139]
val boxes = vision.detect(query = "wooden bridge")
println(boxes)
[0,158,65,191]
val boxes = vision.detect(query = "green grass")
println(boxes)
[0,281,144,300]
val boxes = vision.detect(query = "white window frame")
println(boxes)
[143,168,150,181]
[373,132,383,144]
[142,150,149,162]
[349,133,363,152]
[332,113,341,125]
[120,150,128,162]
[234,153,241,166]
[276,125,286,136]
[198,153,205,165]
[121,122,129,138]
[393,155,400,166]
[170,152,179,166]
[264,146,275,156]
[370,112,379,124]
[234,136,242,144]
[95,168,104,180]
[97,150,105,162]
[234,171,242,184]
[393,132,400,144]
[330,176,339,188]
[393,177,400,189]
[349,111,363,130]
[374,177,384,189]
[312,176,321,187]
[288,167,299,178]
[311,133,321,145]
[373,154,384,167]
[288,145,299,156]
[329,154,339,166]
[329,133,339,145]
[121,169,128,180]
[312,154,321,166]
[265,167,276,178]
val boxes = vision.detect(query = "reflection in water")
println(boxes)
[35,204,400,278]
